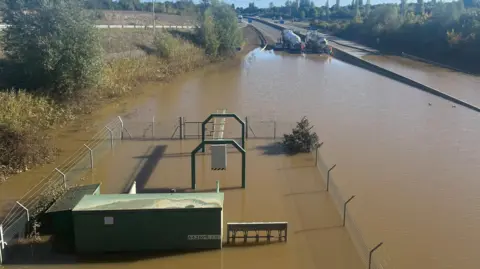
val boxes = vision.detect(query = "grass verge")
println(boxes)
[0,30,209,182]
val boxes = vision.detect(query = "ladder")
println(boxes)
[212,109,227,140]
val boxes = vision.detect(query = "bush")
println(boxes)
[282,117,319,154]
[197,2,243,56]
[0,125,56,180]
[0,90,71,180]
[1,0,103,96]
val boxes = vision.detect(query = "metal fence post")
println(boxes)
[16,201,29,222]
[182,117,186,139]
[118,116,124,140]
[274,120,277,140]
[0,224,5,265]
[369,242,384,269]
[152,116,155,139]
[84,144,93,169]
[55,168,67,189]
[105,127,114,149]
[327,164,337,191]
[343,195,355,226]
[315,142,324,166]
[179,117,183,140]
[245,117,249,139]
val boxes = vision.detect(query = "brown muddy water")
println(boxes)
[364,55,480,108]
[2,45,480,269]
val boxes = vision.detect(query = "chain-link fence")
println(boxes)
[0,117,123,264]
[0,114,394,268]
[312,142,395,269]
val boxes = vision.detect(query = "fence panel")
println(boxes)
[0,117,123,264]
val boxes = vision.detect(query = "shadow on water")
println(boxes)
[123,144,245,194]
[3,239,220,265]
[256,142,286,156]
[131,145,167,191]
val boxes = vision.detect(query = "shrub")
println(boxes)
[154,31,183,59]
[282,117,319,154]
[197,2,242,56]
[1,0,103,96]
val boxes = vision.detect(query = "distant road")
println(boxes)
[0,21,251,30]
[0,24,195,30]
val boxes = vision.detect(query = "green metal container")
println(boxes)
[45,184,101,253]
[72,192,224,253]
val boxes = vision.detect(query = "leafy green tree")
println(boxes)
[355,0,360,17]
[365,0,371,15]
[416,0,425,15]
[1,0,103,96]
[197,1,242,56]
[325,0,330,20]
[401,0,407,17]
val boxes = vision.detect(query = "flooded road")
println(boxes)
[364,55,480,107]
[94,48,480,269]
[2,28,480,268]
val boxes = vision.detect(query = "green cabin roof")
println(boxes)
[73,193,224,212]
[46,184,101,213]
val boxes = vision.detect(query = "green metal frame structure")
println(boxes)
[201,113,245,153]
[191,139,246,190]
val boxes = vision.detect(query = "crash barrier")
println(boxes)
[247,24,268,47]
[0,114,392,268]
[249,17,480,114]
[226,222,288,244]
[331,47,480,113]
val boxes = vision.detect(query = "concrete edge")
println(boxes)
[246,24,267,47]
[247,17,480,113]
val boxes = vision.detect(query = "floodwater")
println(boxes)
[364,54,480,107]
[2,27,480,269]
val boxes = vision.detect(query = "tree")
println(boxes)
[282,117,319,154]
[197,1,242,56]
[401,0,407,17]
[416,0,425,15]
[325,0,330,20]
[355,0,360,17]
[336,0,340,10]
[365,0,371,15]
[1,0,103,96]
[300,9,306,19]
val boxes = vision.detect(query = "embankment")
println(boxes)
[248,17,480,113]
[0,26,263,182]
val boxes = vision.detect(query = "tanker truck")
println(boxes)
[305,30,330,53]
[281,29,302,51]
